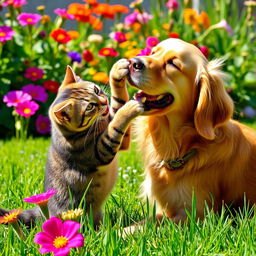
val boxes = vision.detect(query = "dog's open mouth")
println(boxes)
[133,91,174,109]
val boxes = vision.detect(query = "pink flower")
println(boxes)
[137,12,153,24]
[22,84,48,102]
[110,31,127,43]
[166,0,179,10]
[137,47,151,56]
[124,12,138,26]
[146,36,159,48]
[2,0,27,7]
[23,188,57,206]
[0,26,15,43]
[199,45,209,58]
[24,67,44,81]
[36,115,51,134]
[3,90,32,107]
[214,19,234,36]
[16,100,39,118]
[54,8,74,20]
[34,217,84,256]
[17,13,42,26]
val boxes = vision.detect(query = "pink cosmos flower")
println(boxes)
[109,31,127,43]
[3,90,32,107]
[16,100,39,118]
[0,26,15,43]
[166,0,179,10]
[36,115,51,134]
[137,47,151,56]
[146,36,159,48]
[24,67,44,81]
[2,0,27,7]
[136,12,153,24]
[34,217,84,256]
[22,84,48,102]
[23,188,57,206]
[17,13,42,26]
[54,8,74,20]
[214,19,234,36]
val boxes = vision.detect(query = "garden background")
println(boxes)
[0,0,256,255]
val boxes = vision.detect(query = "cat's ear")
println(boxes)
[53,102,73,122]
[61,66,79,87]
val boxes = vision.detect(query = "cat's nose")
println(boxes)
[100,96,108,105]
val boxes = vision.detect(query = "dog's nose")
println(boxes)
[130,58,145,71]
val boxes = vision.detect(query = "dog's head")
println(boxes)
[128,38,233,140]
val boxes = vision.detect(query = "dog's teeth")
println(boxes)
[141,97,147,103]
[157,95,164,100]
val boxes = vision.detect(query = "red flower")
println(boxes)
[82,50,94,62]
[98,48,119,57]
[50,28,71,44]
[43,80,60,93]
[168,32,180,38]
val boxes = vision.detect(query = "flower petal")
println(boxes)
[34,232,53,245]
[39,247,54,254]
[62,220,80,239]
[42,217,63,238]
[53,247,70,256]
[67,233,84,248]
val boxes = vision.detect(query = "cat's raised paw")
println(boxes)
[110,58,130,82]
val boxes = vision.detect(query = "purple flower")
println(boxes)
[54,8,74,20]
[110,31,127,43]
[146,36,159,48]
[16,101,39,118]
[36,115,51,134]
[0,26,15,43]
[68,51,82,63]
[24,67,44,81]
[3,91,32,107]
[2,0,27,7]
[137,47,151,56]
[166,0,179,10]
[17,13,42,26]
[124,12,138,26]
[22,84,48,102]
[214,19,234,36]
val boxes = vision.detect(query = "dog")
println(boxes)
[126,38,256,223]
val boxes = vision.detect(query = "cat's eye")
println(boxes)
[94,86,100,95]
[86,103,95,111]
[166,58,181,70]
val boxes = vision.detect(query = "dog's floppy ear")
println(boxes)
[194,60,233,140]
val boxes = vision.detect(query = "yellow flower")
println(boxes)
[93,72,109,84]
[60,208,84,221]
[152,29,160,37]
[89,59,100,66]
[37,5,45,11]
[0,209,22,224]
[124,48,141,59]
[87,68,97,75]
[162,23,170,30]
[184,8,198,25]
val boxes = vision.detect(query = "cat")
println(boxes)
[0,60,144,227]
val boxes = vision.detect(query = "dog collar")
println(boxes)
[156,149,197,171]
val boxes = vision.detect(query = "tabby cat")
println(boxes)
[0,60,144,226]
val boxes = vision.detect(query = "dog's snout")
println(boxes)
[131,58,145,71]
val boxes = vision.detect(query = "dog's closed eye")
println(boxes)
[166,59,181,71]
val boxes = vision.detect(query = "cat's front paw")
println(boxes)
[124,100,145,117]
[110,59,130,83]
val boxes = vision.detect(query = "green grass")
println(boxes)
[1,129,256,255]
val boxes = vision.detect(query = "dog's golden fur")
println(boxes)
[128,38,256,222]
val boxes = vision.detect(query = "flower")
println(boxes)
[93,3,115,19]
[22,84,48,102]
[60,209,84,221]
[98,48,119,57]
[168,32,180,38]
[130,0,143,8]
[111,5,129,14]
[16,100,39,118]
[184,8,198,26]
[110,31,127,43]
[23,188,57,205]
[146,36,159,48]
[36,115,51,134]
[166,0,179,10]
[82,49,94,62]
[124,12,138,26]
[24,67,44,81]
[43,80,60,93]
[50,29,71,44]
[3,91,32,107]
[67,3,91,22]
[0,25,15,43]
[88,34,103,43]
[199,45,209,58]
[93,72,109,84]
[198,11,210,30]
[17,13,42,26]
[34,217,84,256]
[137,12,153,24]
[214,19,234,36]
[83,0,98,7]
[88,15,103,30]
[67,30,79,39]
[137,47,151,56]
[0,209,22,224]
[2,0,27,7]
[54,8,74,20]
[41,15,51,24]
[68,51,82,63]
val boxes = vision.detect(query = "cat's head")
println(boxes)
[50,66,109,132]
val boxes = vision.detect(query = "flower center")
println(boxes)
[102,49,110,55]
[57,34,65,40]
[24,108,31,114]
[53,236,68,248]
[0,32,6,37]
[31,72,38,77]
[26,18,34,22]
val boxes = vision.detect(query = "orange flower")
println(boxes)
[93,72,109,84]
[41,15,50,24]
[98,48,119,57]
[83,0,98,7]
[50,28,71,44]
[89,15,103,30]
[184,8,198,26]
[198,11,210,29]
[132,22,141,33]
[67,3,91,22]
[67,30,80,39]
[111,5,129,14]
[0,209,22,224]
[93,3,115,19]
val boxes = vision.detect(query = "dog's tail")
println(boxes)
[0,207,42,227]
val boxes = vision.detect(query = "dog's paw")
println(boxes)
[110,59,130,82]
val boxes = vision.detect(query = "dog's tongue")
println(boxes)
[135,91,159,101]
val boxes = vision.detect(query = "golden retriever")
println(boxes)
[126,38,256,223]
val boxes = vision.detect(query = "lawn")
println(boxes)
[0,121,256,256]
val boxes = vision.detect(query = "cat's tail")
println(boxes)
[0,207,42,227]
